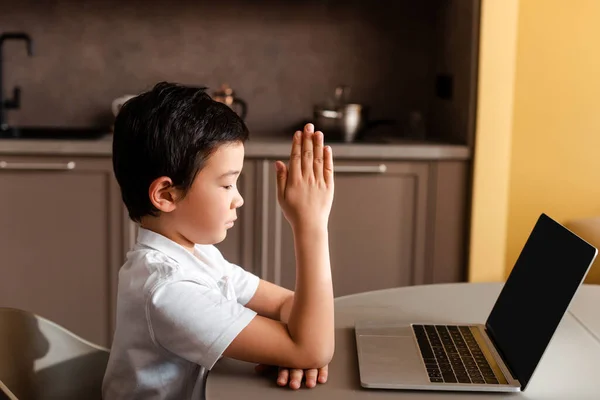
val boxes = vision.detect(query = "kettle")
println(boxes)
[212,84,248,120]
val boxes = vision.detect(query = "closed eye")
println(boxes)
[223,185,233,190]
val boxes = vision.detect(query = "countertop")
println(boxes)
[0,133,471,161]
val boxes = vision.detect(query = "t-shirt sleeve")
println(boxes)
[147,280,257,370]
[203,245,260,305]
[223,262,260,305]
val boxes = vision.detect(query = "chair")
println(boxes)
[0,308,109,400]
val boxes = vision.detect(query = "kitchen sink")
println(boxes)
[0,126,108,140]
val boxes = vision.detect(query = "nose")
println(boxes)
[232,191,244,209]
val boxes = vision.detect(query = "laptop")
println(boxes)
[355,213,598,392]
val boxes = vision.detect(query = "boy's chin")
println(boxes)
[191,230,228,245]
[212,230,228,244]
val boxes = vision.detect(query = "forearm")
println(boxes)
[279,294,294,324]
[286,225,335,364]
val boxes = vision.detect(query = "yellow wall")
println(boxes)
[505,0,600,276]
[468,0,520,282]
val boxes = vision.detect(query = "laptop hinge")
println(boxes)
[484,323,518,381]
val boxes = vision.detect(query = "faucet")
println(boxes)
[0,32,33,131]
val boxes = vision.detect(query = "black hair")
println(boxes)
[112,81,249,222]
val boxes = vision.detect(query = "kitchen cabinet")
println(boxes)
[0,155,124,347]
[0,150,469,346]
[426,161,469,284]
[256,159,468,297]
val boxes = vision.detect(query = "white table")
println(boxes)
[568,285,600,343]
[206,283,600,399]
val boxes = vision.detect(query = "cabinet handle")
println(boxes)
[0,161,76,171]
[334,164,387,174]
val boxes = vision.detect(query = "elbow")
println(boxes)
[316,346,335,368]
[301,343,335,369]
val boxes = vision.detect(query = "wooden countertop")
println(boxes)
[0,134,471,161]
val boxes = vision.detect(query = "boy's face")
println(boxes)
[172,141,245,245]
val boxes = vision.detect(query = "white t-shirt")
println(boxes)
[102,227,260,400]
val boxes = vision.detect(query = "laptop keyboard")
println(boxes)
[412,325,500,384]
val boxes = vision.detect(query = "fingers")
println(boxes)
[318,365,329,383]
[277,367,289,386]
[271,366,328,390]
[323,145,334,187]
[274,161,287,202]
[305,368,319,388]
[289,368,303,390]
[313,130,324,181]
[301,123,314,178]
[289,130,302,182]
[289,123,330,184]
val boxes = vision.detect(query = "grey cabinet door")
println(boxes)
[0,155,124,347]
[427,161,469,284]
[215,161,260,276]
[261,160,430,297]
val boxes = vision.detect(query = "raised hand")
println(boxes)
[275,123,334,232]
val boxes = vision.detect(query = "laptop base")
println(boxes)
[355,321,521,392]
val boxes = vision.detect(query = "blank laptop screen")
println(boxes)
[485,213,597,390]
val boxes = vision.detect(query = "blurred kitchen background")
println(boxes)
[0,0,472,142]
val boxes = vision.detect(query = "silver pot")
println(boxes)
[314,103,367,142]
[313,85,368,142]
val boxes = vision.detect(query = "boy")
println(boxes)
[102,82,335,399]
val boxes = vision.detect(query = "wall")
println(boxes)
[505,0,600,276]
[468,0,519,282]
[0,0,438,136]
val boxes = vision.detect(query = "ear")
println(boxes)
[148,176,179,213]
